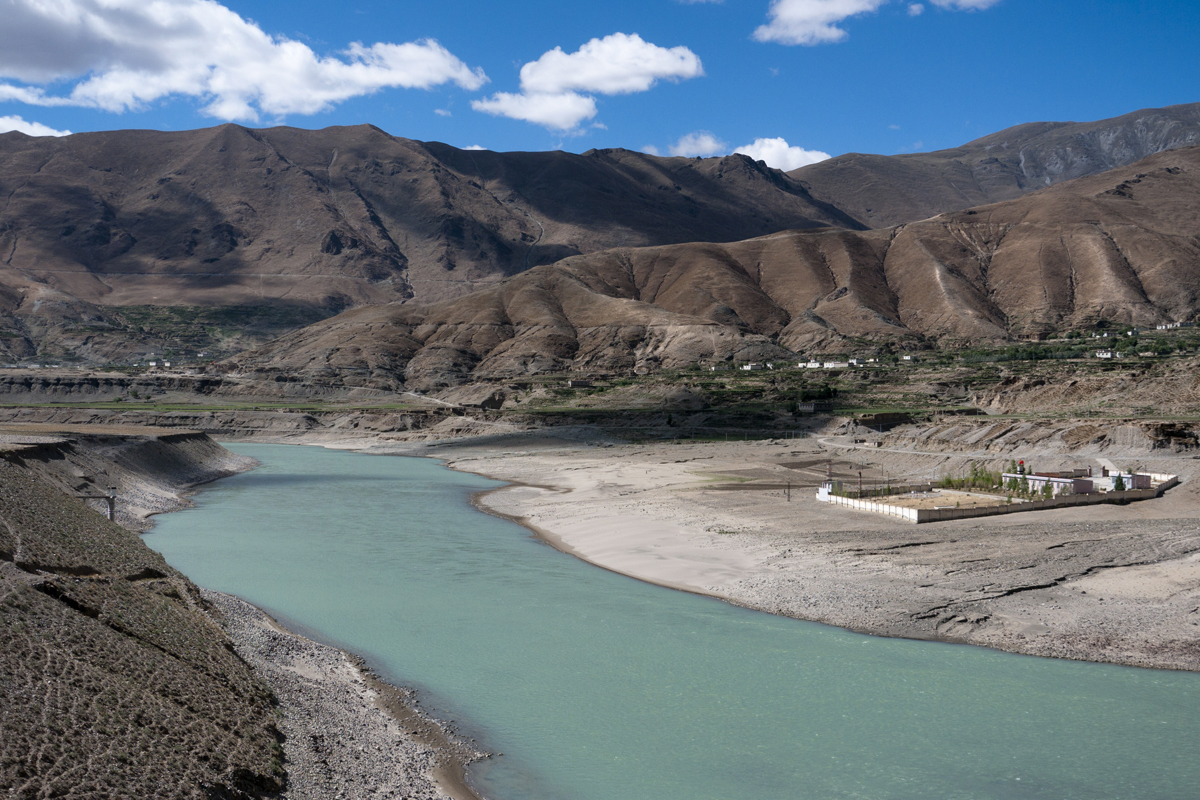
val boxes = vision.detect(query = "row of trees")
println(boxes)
[941,460,1128,499]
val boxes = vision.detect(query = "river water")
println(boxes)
[146,444,1200,800]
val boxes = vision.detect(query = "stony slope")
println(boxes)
[222,146,1200,388]
[0,433,282,798]
[792,101,1200,228]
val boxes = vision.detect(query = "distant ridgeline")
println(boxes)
[0,101,1198,372]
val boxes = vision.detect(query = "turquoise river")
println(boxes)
[146,444,1200,800]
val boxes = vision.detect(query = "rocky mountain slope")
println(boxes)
[222,146,1200,388]
[793,102,1200,228]
[2,103,1197,365]
[0,430,283,798]
[0,123,858,362]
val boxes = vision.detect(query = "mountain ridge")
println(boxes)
[222,145,1200,389]
[792,102,1200,228]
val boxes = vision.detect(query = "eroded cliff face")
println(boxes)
[0,430,282,798]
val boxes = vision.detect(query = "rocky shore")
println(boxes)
[204,591,485,800]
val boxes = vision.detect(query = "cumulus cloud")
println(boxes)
[472,91,597,131]
[755,0,1001,45]
[462,145,487,151]
[0,115,71,136]
[642,144,661,156]
[472,33,702,131]
[519,33,702,95]
[754,0,888,45]
[669,131,727,157]
[0,0,487,121]
[735,137,830,170]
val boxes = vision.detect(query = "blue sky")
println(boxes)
[1,0,1197,168]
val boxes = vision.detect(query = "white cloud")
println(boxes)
[754,0,1000,46]
[435,108,452,117]
[472,91,597,131]
[519,33,703,95]
[670,131,727,157]
[462,145,487,151]
[0,114,70,136]
[735,137,830,170]
[931,0,1001,8]
[754,0,888,45]
[0,0,487,121]
[472,33,702,131]
[642,144,661,156]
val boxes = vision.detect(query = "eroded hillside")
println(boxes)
[221,146,1200,389]
[0,124,858,363]
[0,433,283,798]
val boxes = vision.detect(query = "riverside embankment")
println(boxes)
[0,425,480,800]
[5,408,1199,671]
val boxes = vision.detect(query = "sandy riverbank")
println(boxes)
[329,426,1200,672]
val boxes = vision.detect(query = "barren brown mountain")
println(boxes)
[225,146,1200,389]
[3,103,1198,365]
[0,123,859,361]
[792,102,1200,228]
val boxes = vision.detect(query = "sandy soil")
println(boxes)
[341,428,1200,672]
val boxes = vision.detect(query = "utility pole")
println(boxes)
[79,487,117,521]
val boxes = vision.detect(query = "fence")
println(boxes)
[817,475,1179,524]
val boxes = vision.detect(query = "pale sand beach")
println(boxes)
[344,428,1200,672]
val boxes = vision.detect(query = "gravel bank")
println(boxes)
[204,591,486,800]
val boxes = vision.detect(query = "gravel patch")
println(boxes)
[204,591,486,800]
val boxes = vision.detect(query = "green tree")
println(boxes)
[1114,474,1126,491]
